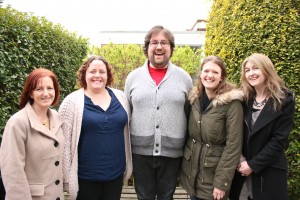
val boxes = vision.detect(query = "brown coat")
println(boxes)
[180,88,244,199]
[0,103,64,200]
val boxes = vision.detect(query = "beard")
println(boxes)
[148,54,169,69]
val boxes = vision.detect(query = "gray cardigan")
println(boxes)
[125,61,193,158]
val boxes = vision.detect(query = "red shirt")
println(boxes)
[148,65,167,86]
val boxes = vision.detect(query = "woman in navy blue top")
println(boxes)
[59,56,132,200]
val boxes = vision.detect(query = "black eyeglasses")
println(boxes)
[149,41,170,47]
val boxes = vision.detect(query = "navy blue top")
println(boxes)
[78,88,127,181]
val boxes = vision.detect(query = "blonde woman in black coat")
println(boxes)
[229,53,295,200]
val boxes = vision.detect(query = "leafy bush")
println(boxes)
[204,0,299,198]
[0,6,88,134]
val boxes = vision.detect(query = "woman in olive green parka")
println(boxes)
[179,56,244,200]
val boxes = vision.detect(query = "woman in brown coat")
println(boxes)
[0,68,64,200]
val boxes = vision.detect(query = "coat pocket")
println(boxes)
[29,184,45,196]
[202,156,221,184]
[203,156,221,167]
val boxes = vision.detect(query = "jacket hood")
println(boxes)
[189,87,244,106]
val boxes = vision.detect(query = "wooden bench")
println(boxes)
[121,186,190,200]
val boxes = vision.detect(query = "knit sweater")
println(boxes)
[58,88,132,200]
[125,61,193,158]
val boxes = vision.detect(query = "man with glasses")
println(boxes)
[125,25,193,200]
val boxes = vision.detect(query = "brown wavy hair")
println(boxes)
[77,55,114,88]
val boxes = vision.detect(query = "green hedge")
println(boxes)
[204,0,300,198]
[0,6,89,134]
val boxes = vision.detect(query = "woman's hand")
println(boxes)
[213,188,225,200]
[238,161,253,176]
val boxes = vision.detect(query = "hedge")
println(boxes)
[0,6,89,134]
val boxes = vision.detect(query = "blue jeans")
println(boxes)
[132,154,182,200]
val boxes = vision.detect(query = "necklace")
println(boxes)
[41,120,48,125]
[253,98,267,107]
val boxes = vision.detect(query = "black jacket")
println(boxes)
[229,90,295,200]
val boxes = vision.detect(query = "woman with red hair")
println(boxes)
[0,68,64,200]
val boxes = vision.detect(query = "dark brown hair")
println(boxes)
[77,55,114,88]
[143,25,175,57]
[19,68,60,108]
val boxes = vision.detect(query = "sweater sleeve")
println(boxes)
[58,96,74,190]
[0,117,32,199]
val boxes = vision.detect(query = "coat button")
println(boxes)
[155,144,159,147]
[54,141,59,147]
[55,161,59,166]
[156,125,159,129]
[55,180,60,185]
[225,182,228,186]
[56,198,60,200]
[157,107,159,110]
[155,150,158,153]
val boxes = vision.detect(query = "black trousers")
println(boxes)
[0,176,5,200]
[76,175,123,200]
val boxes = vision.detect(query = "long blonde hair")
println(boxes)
[241,53,286,110]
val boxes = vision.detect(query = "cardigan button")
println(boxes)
[55,161,59,166]
[56,198,60,200]
[55,180,60,185]
[54,141,59,147]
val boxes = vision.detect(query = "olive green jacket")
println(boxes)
[180,88,244,199]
